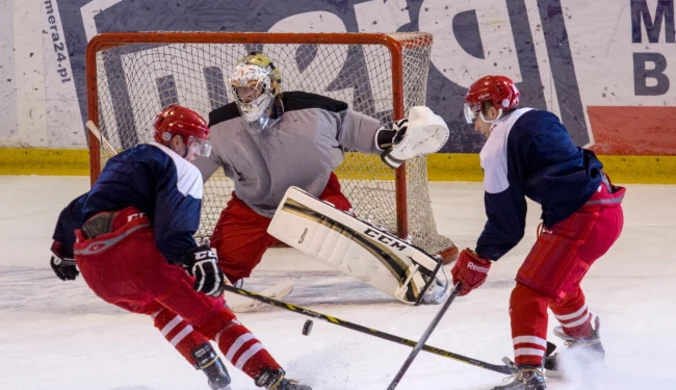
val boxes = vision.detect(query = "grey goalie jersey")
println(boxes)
[193,91,384,217]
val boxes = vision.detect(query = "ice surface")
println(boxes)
[1,176,675,389]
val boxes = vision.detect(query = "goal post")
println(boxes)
[85,31,457,261]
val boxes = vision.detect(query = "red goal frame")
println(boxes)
[85,31,435,243]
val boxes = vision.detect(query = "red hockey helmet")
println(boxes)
[153,105,211,157]
[463,75,520,124]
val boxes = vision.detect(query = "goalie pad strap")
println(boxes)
[381,150,404,169]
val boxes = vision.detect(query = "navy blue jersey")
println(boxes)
[52,143,203,263]
[51,193,88,258]
[475,108,603,261]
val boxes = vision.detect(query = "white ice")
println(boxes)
[1,176,675,390]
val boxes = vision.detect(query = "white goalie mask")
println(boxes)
[230,52,282,133]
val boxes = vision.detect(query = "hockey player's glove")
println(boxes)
[182,245,225,297]
[50,255,79,281]
[50,241,79,281]
[451,248,492,296]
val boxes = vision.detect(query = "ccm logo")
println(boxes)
[364,228,407,252]
[127,212,146,222]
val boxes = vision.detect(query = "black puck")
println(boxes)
[302,319,313,336]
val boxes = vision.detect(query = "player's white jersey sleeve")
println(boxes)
[151,143,204,262]
[476,108,533,260]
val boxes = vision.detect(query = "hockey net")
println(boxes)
[86,32,456,260]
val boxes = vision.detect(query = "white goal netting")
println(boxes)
[88,32,455,258]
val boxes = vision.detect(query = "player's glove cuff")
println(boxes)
[50,241,79,281]
[182,245,225,297]
[451,248,492,296]
[50,255,79,281]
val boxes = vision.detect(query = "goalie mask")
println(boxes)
[230,52,282,133]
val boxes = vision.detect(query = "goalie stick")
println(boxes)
[221,283,516,375]
[386,281,461,389]
[85,120,118,157]
[223,280,294,313]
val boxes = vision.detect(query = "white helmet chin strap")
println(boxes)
[479,108,503,124]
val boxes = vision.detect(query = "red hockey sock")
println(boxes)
[152,308,210,366]
[510,283,549,367]
[215,319,281,379]
[549,287,593,338]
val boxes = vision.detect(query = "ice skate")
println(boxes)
[255,368,312,390]
[493,365,547,390]
[193,343,232,390]
[544,316,605,375]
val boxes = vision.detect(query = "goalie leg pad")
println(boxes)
[267,186,447,305]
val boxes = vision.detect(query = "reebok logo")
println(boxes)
[467,262,490,273]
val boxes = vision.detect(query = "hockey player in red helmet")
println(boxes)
[153,104,212,161]
[49,104,310,390]
[462,75,521,136]
[452,75,626,389]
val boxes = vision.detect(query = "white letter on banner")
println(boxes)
[418,0,522,88]
[354,0,411,33]
[354,0,413,115]
[268,12,351,102]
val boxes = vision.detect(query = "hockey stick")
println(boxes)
[386,281,461,389]
[85,120,118,156]
[221,284,515,375]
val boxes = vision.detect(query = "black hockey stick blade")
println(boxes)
[386,281,461,390]
[221,283,515,375]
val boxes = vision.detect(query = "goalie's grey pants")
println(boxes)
[210,172,352,284]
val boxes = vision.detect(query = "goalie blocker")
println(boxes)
[267,186,449,305]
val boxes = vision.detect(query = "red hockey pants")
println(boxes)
[509,180,625,366]
[73,207,281,379]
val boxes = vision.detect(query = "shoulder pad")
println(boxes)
[281,91,348,113]
[208,102,240,127]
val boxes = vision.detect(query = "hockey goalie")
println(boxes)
[194,51,454,306]
[268,186,450,305]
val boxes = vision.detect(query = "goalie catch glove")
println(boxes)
[181,245,225,297]
[50,241,79,281]
[380,106,450,169]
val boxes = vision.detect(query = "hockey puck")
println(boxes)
[302,319,313,336]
